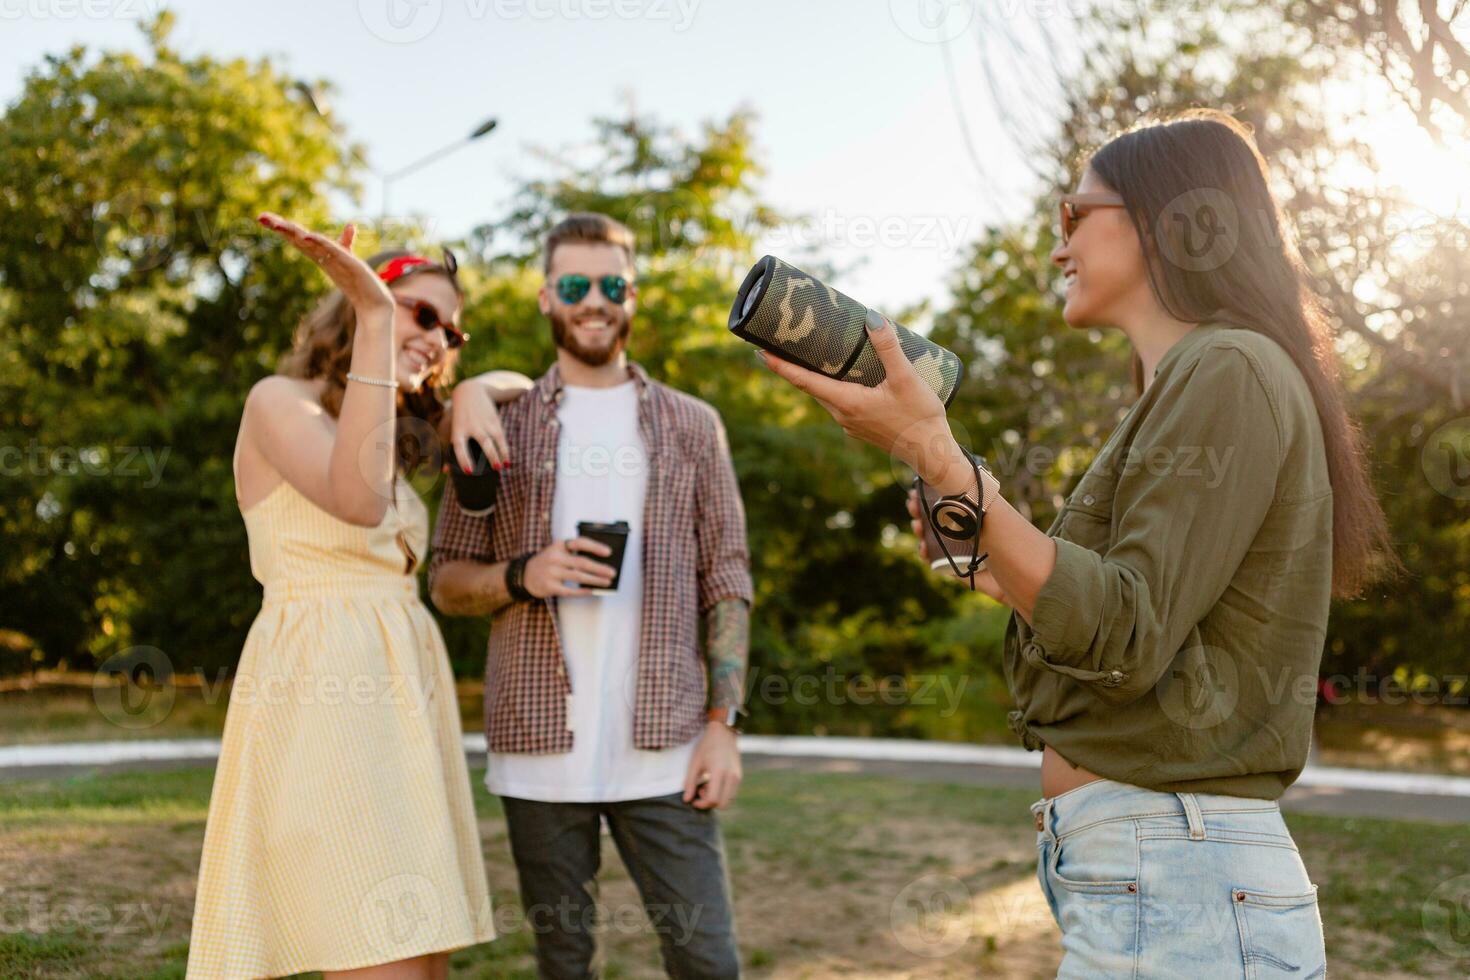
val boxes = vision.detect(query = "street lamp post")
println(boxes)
[381,118,498,220]
[292,83,497,225]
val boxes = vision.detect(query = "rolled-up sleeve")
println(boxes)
[428,479,497,593]
[694,413,754,613]
[1025,343,1283,704]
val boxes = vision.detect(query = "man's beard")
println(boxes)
[549,305,631,367]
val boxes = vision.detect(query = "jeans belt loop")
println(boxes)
[1032,797,1054,835]
[1177,792,1207,840]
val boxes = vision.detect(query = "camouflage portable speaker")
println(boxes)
[728,255,964,407]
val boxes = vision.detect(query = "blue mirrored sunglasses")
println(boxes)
[555,274,628,305]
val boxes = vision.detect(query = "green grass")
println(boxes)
[1290,811,1470,977]
[2,766,1468,978]
[0,684,233,746]
[9,672,1470,777]
[2,672,1028,749]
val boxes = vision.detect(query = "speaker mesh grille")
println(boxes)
[732,257,867,375]
[842,323,963,406]
[728,255,965,406]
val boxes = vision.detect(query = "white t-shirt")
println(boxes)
[485,380,698,802]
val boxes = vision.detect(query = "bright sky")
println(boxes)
[1,0,1054,317]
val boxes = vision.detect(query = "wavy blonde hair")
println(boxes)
[278,249,461,475]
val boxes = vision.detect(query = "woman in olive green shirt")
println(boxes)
[758,109,1392,974]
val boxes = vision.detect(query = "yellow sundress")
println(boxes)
[186,476,495,978]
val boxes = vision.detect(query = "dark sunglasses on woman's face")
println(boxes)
[554,274,629,306]
[395,296,469,349]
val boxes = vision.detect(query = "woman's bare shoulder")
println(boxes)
[245,375,328,422]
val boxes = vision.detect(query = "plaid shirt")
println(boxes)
[430,361,753,754]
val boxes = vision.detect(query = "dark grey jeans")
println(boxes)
[500,792,740,980]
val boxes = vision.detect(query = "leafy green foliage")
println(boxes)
[0,14,356,672]
[3,5,1466,735]
[444,109,981,727]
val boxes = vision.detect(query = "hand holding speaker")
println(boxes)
[729,255,964,405]
[751,297,975,495]
[731,255,976,492]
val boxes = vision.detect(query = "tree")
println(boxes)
[446,107,991,734]
[938,0,1470,683]
[0,13,356,671]
[965,0,1470,408]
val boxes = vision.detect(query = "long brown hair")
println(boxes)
[278,249,461,475]
[1088,108,1395,597]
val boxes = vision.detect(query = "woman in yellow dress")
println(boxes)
[187,214,525,979]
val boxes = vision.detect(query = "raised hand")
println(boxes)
[258,213,393,321]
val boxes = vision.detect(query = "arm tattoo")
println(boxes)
[705,598,750,712]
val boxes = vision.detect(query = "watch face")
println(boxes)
[932,499,979,539]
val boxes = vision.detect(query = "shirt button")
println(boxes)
[1081,493,1096,506]
[541,511,549,521]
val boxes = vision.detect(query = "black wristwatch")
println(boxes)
[505,552,535,603]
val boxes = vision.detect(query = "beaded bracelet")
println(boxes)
[346,372,397,389]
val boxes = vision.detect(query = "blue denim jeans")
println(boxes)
[1031,779,1326,978]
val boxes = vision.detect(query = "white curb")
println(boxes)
[0,738,225,768]
[1,735,1468,800]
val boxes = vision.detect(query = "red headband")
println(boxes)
[377,255,431,284]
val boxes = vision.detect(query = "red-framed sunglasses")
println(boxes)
[1059,192,1126,244]
[395,296,469,350]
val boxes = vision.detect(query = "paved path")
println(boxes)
[3,735,1468,823]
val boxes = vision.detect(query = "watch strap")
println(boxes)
[951,451,1000,515]
[505,553,535,602]
[974,459,1001,514]
[707,705,741,730]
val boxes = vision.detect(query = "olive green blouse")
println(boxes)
[1005,323,1334,800]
